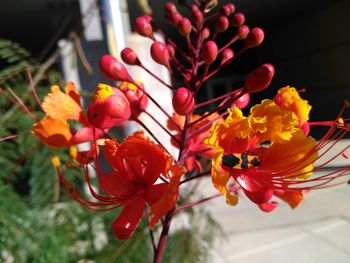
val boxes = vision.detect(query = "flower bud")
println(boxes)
[121,48,140,65]
[117,81,148,118]
[232,13,245,27]
[220,4,235,16]
[167,44,175,57]
[201,27,210,39]
[99,55,131,82]
[237,25,250,40]
[165,2,177,14]
[231,89,250,109]
[134,16,153,38]
[168,12,183,25]
[244,27,265,48]
[172,87,194,116]
[244,64,275,93]
[221,48,234,64]
[192,10,203,23]
[178,18,192,36]
[216,16,229,32]
[151,41,170,66]
[202,41,218,65]
[87,84,131,129]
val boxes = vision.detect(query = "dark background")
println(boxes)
[1,0,350,125]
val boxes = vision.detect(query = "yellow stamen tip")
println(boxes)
[51,156,61,168]
[92,83,114,103]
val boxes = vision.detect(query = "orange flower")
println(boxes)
[42,82,83,121]
[32,83,104,150]
[273,86,311,127]
[32,117,72,148]
[205,102,323,210]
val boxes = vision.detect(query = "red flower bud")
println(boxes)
[232,13,245,27]
[178,18,192,36]
[121,48,140,65]
[134,16,154,38]
[168,12,183,25]
[201,27,210,39]
[150,41,170,66]
[172,87,194,116]
[231,89,250,109]
[221,48,234,64]
[216,16,229,32]
[99,55,130,82]
[118,81,148,118]
[244,64,275,93]
[220,6,231,16]
[192,10,203,23]
[244,27,265,48]
[87,84,131,129]
[220,4,235,16]
[227,3,235,13]
[237,25,250,40]
[167,44,175,57]
[202,41,218,65]
[165,2,177,14]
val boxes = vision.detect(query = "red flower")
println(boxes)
[58,131,185,239]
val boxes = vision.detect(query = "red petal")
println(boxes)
[144,183,167,205]
[258,201,278,212]
[112,195,145,240]
[99,171,135,197]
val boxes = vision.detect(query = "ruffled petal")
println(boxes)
[42,83,82,121]
[32,117,72,148]
[112,195,145,240]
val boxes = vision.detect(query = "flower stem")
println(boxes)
[174,193,222,213]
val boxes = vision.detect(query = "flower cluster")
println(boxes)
[2,1,350,262]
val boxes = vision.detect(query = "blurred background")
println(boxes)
[1,0,350,262]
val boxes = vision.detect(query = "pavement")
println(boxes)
[194,168,350,263]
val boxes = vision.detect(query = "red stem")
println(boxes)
[174,193,222,212]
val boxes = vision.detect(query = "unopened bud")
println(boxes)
[201,27,210,39]
[99,55,130,82]
[202,41,218,65]
[244,64,275,93]
[121,48,140,65]
[221,48,234,64]
[178,18,192,36]
[151,41,170,66]
[221,4,235,16]
[118,81,148,118]
[232,13,245,27]
[231,89,250,109]
[134,16,153,38]
[237,25,250,40]
[193,10,203,23]
[165,2,177,14]
[244,27,265,48]
[87,84,131,129]
[169,12,183,25]
[167,44,175,57]
[172,87,194,116]
[216,16,229,32]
